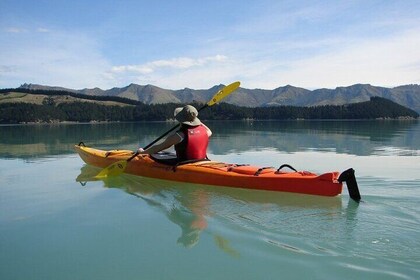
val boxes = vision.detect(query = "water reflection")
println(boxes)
[1,120,418,159]
[76,164,345,254]
[0,123,163,159]
[210,120,420,156]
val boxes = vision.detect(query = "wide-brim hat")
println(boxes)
[174,105,202,126]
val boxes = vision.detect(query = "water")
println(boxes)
[1,120,419,280]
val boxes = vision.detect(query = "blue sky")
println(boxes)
[1,0,419,90]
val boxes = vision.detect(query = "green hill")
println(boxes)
[0,88,417,124]
[17,82,420,113]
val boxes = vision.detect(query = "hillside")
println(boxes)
[0,87,418,123]
[18,83,420,113]
[0,91,134,107]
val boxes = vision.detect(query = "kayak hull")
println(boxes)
[74,145,343,197]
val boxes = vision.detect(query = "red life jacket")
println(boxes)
[175,125,209,161]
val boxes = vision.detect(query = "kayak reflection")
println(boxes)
[77,165,238,252]
[76,164,344,254]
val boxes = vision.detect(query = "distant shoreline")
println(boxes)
[1,118,418,126]
[1,90,418,124]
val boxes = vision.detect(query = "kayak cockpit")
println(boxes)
[150,152,211,166]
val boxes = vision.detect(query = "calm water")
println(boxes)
[1,120,419,280]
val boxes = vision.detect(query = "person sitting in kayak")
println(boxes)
[137,105,212,162]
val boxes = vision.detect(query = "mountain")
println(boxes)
[18,83,420,113]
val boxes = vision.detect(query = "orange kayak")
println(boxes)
[74,144,361,200]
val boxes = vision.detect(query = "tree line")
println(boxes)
[0,89,418,123]
[0,87,142,105]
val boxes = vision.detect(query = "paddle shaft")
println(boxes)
[127,104,209,162]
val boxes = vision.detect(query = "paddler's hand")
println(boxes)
[137,148,145,154]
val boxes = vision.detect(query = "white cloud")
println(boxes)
[227,27,420,90]
[1,4,419,92]
[111,65,154,75]
[36,28,50,33]
[3,27,50,33]
[111,55,228,74]
[140,60,241,89]
[107,55,231,89]
[4,27,27,33]
[275,28,420,88]
[0,29,114,89]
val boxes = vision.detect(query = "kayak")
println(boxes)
[74,144,361,200]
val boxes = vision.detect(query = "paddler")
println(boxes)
[137,105,212,161]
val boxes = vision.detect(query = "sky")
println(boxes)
[1,0,420,90]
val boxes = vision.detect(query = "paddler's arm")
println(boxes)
[137,133,182,155]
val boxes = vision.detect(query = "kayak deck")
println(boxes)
[74,144,353,198]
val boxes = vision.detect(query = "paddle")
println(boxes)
[95,81,241,178]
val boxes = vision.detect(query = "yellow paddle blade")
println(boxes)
[207,81,240,106]
[213,235,240,258]
[95,160,128,178]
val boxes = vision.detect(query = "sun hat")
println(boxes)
[174,105,201,126]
